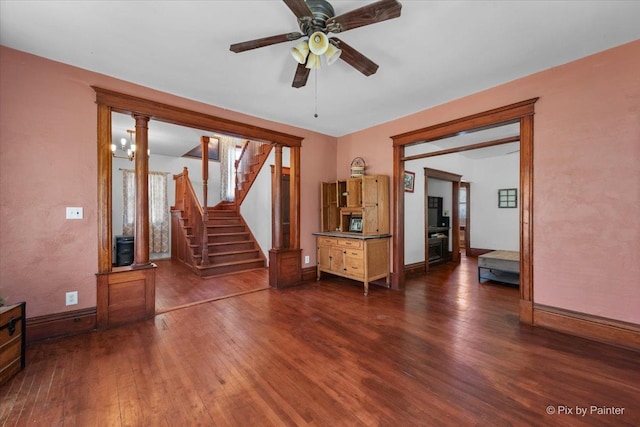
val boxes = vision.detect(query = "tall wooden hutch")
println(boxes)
[315,175,391,295]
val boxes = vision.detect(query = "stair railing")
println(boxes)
[172,167,205,266]
[234,140,273,206]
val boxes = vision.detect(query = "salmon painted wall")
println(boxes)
[0,46,337,318]
[337,40,640,324]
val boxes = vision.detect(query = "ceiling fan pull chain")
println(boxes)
[314,69,319,118]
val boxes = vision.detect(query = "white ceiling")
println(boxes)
[1,0,639,141]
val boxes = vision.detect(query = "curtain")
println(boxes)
[219,136,236,201]
[122,170,135,236]
[149,172,169,253]
[122,170,169,254]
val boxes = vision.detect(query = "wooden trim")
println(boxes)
[290,146,301,249]
[404,261,426,277]
[534,304,640,352]
[392,98,537,325]
[424,168,461,268]
[391,98,538,146]
[269,248,303,288]
[519,114,534,324]
[26,307,97,344]
[93,86,303,147]
[402,135,520,162]
[301,265,317,282]
[96,265,156,329]
[391,144,405,290]
[97,104,112,273]
[461,181,470,256]
[423,167,462,182]
[94,88,304,323]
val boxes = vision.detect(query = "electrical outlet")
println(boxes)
[66,207,83,219]
[65,291,78,306]
[304,255,310,264]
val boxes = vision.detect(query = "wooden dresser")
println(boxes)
[315,232,391,296]
[1,302,26,386]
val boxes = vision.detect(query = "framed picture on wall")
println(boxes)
[498,188,517,208]
[404,171,415,192]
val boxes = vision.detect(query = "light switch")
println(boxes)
[66,207,83,219]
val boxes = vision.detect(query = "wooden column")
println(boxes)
[200,137,210,266]
[272,144,283,249]
[132,114,150,268]
[451,180,460,263]
[269,144,302,288]
[391,144,405,289]
[289,145,301,249]
[519,114,534,324]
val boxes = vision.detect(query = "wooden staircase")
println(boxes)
[171,139,272,278]
[179,207,265,277]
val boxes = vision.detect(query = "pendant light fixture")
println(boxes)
[111,129,150,161]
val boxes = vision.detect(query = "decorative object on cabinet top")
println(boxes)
[350,157,366,178]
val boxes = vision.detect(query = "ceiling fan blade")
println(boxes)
[331,38,379,76]
[326,0,402,33]
[292,63,311,88]
[230,32,303,53]
[283,0,314,20]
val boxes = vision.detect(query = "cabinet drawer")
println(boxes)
[317,237,338,246]
[345,257,365,277]
[337,239,362,249]
[344,249,364,259]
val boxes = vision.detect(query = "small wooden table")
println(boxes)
[478,250,520,286]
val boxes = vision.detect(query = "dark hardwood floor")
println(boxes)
[153,259,270,314]
[2,255,639,426]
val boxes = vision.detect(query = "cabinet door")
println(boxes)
[330,247,345,273]
[317,244,332,270]
[320,182,339,232]
[361,175,389,234]
[375,175,389,234]
[362,176,379,206]
[362,205,378,235]
[346,178,362,207]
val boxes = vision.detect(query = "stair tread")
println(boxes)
[209,240,253,246]
[193,258,264,267]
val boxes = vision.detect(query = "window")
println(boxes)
[459,186,467,221]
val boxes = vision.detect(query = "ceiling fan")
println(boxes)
[229,0,402,88]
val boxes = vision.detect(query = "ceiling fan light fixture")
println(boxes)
[308,31,329,55]
[305,52,322,69]
[291,41,310,64]
[325,43,342,66]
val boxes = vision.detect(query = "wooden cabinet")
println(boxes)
[317,174,390,295]
[1,302,26,387]
[315,234,390,296]
[320,175,389,236]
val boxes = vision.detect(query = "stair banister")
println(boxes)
[172,167,205,266]
[234,140,273,207]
